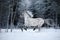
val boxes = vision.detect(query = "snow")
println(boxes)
[0,28,60,40]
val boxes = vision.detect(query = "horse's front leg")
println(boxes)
[20,26,24,32]
[0,28,1,32]
[20,28,23,32]
[24,26,28,31]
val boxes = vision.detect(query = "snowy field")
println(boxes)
[0,28,60,40]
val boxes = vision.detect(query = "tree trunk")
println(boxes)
[6,5,11,32]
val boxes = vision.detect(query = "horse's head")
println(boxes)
[26,11,33,18]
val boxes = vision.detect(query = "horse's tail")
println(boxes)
[44,19,55,27]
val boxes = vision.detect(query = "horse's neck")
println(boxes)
[24,16,30,20]
[24,13,30,18]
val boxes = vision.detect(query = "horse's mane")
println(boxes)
[26,11,32,17]
[25,11,33,17]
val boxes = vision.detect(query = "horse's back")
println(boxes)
[36,18,44,26]
[26,18,44,26]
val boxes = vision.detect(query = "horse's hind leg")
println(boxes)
[0,28,1,32]
[38,28,40,31]
[38,25,41,31]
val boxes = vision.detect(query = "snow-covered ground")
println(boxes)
[0,28,60,40]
